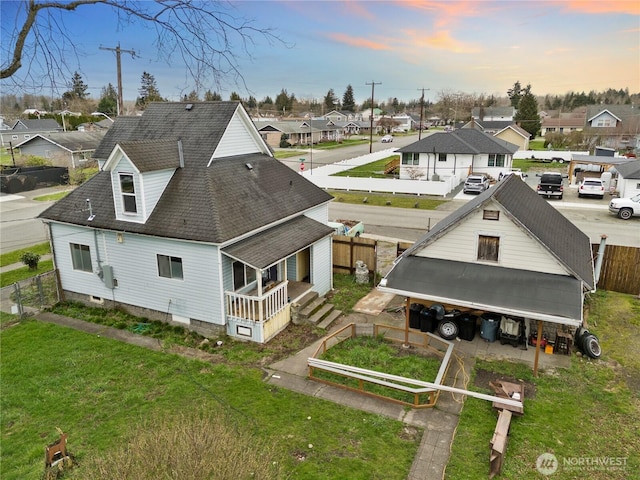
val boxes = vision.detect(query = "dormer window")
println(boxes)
[119,173,137,213]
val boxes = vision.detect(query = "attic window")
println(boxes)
[483,210,500,221]
[119,173,137,214]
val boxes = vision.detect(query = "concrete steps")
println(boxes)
[291,291,341,329]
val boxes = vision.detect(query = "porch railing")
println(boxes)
[225,281,289,323]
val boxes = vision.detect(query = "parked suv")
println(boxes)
[578,178,605,199]
[463,174,489,194]
[536,172,564,199]
[609,193,640,220]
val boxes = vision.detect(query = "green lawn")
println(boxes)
[330,190,447,210]
[0,260,54,287]
[0,242,50,267]
[332,155,399,178]
[1,320,420,480]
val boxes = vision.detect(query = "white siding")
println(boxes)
[304,204,330,224]
[51,223,224,324]
[140,169,175,219]
[310,236,332,295]
[415,202,570,276]
[213,112,264,158]
[111,155,144,223]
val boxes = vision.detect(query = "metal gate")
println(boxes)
[0,271,60,317]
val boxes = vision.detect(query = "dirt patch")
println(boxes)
[473,368,537,400]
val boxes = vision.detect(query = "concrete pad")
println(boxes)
[352,290,396,315]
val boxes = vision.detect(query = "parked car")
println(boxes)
[536,172,564,199]
[328,219,365,236]
[578,178,605,199]
[608,193,640,220]
[381,134,393,143]
[463,174,490,194]
[500,169,527,180]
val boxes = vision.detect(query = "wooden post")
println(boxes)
[404,297,410,346]
[533,320,543,377]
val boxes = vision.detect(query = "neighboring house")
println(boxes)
[397,129,519,182]
[471,106,516,122]
[256,119,341,148]
[1,118,62,146]
[462,119,513,135]
[582,105,640,151]
[39,101,335,344]
[540,111,586,136]
[612,159,640,198]
[322,110,358,122]
[13,131,105,168]
[391,113,414,132]
[378,174,595,359]
[494,124,531,151]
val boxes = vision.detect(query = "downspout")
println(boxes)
[593,234,607,291]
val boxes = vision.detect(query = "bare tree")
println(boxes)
[1,0,283,94]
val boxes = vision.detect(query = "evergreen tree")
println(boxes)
[184,90,200,101]
[97,83,118,115]
[62,71,88,101]
[507,80,522,108]
[324,88,338,111]
[135,71,163,109]
[204,90,221,101]
[514,85,540,138]
[229,91,241,101]
[275,89,293,114]
[246,95,257,109]
[342,85,356,112]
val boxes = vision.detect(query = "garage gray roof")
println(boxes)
[381,257,583,325]
[608,159,640,178]
[222,216,334,270]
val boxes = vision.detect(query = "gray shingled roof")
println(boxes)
[119,139,181,172]
[222,216,334,269]
[401,174,594,289]
[14,131,105,151]
[615,159,640,179]
[40,152,333,243]
[398,129,519,155]
[93,116,141,159]
[12,118,61,131]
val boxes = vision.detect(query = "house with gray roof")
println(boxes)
[0,118,62,147]
[471,106,516,121]
[39,101,335,343]
[583,104,640,151]
[613,159,640,197]
[397,129,519,183]
[256,119,342,148]
[378,174,595,367]
[13,131,105,168]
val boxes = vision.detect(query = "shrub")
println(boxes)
[20,251,40,270]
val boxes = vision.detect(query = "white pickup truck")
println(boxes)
[328,219,365,237]
[609,194,640,220]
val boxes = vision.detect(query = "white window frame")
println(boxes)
[119,173,137,214]
[70,243,93,272]
[157,254,184,280]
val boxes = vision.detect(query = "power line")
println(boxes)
[417,87,430,140]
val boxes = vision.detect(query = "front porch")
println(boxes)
[225,280,312,343]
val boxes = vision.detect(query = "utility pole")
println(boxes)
[366,80,381,153]
[100,44,136,116]
[417,87,430,140]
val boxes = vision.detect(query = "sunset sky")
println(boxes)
[2,0,639,105]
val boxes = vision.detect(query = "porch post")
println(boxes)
[533,320,543,377]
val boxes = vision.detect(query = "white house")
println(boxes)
[39,102,335,343]
[396,128,519,182]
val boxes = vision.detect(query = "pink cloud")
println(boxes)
[326,32,392,51]
[563,1,640,15]
[403,29,481,53]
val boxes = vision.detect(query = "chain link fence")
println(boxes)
[0,270,60,317]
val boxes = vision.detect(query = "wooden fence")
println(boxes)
[332,235,377,280]
[592,244,640,295]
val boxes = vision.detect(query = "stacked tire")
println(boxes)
[575,327,601,359]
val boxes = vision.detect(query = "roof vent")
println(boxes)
[245,163,253,170]
[185,103,193,111]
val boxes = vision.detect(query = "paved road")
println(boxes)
[329,195,640,247]
[0,185,71,254]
